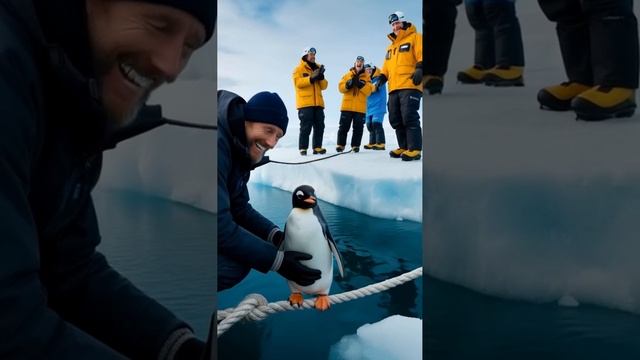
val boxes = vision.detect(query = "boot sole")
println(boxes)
[401,155,421,161]
[484,76,524,87]
[457,72,486,84]
[575,107,636,121]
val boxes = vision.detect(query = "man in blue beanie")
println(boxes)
[217,90,322,292]
[0,0,215,358]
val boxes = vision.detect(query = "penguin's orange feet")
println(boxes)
[314,294,331,311]
[289,292,304,307]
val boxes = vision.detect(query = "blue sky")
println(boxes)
[217,0,422,134]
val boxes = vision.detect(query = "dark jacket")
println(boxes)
[0,0,190,358]
[217,90,280,273]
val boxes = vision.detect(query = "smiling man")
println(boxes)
[217,90,322,291]
[0,0,214,358]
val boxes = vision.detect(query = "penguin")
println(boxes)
[282,185,344,311]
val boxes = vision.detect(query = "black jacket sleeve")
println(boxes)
[217,134,278,273]
[0,43,127,358]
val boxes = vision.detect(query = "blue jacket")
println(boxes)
[217,90,280,273]
[366,67,387,118]
[0,0,193,358]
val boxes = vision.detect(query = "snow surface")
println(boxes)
[329,315,422,360]
[425,2,640,314]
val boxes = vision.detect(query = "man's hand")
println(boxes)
[346,79,354,89]
[276,251,322,286]
[310,68,322,82]
[356,79,365,89]
[411,63,423,86]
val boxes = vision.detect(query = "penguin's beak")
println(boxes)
[304,196,316,204]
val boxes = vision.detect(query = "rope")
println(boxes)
[217,266,422,337]
[268,149,353,165]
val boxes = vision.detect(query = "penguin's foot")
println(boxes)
[289,292,304,307]
[314,294,331,311]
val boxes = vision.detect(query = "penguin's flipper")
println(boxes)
[279,224,287,250]
[313,206,345,277]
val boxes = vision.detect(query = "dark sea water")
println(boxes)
[94,189,215,338]
[217,183,423,360]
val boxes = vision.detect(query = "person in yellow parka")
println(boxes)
[378,11,424,161]
[292,47,329,155]
[336,56,373,153]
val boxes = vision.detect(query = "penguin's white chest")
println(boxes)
[283,208,333,294]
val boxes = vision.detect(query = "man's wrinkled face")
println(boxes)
[245,122,284,165]
[355,59,364,71]
[86,0,205,126]
[392,21,403,35]
[306,51,316,63]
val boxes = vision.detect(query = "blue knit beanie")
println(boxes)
[134,0,216,41]
[244,92,289,135]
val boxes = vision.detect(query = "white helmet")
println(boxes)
[388,11,405,24]
[301,47,317,58]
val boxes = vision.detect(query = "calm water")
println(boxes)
[218,183,424,360]
[426,276,640,359]
[94,190,215,338]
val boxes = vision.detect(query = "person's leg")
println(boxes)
[537,0,594,110]
[351,112,365,150]
[364,115,375,149]
[374,116,386,149]
[387,91,406,158]
[217,254,251,291]
[337,111,351,151]
[298,107,313,154]
[424,0,460,93]
[571,0,638,119]
[312,107,326,153]
[482,0,525,86]
[399,90,423,161]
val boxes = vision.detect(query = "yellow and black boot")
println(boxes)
[336,145,345,153]
[389,148,406,158]
[401,150,422,161]
[424,75,444,95]
[313,147,327,154]
[352,146,360,153]
[537,82,591,111]
[483,66,524,87]
[363,143,375,150]
[571,86,636,121]
[373,143,385,150]
[457,65,488,84]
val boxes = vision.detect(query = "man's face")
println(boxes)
[306,51,316,63]
[365,67,373,75]
[392,21,403,35]
[355,59,364,71]
[245,122,284,165]
[86,0,206,126]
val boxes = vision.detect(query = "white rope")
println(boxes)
[217,266,422,337]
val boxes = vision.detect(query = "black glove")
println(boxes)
[310,68,322,82]
[345,79,354,89]
[377,74,388,89]
[357,79,365,89]
[272,230,285,248]
[276,251,322,286]
[316,73,325,81]
[319,64,326,74]
[411,62,423,86]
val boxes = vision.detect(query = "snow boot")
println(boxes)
[424,75,444,95]
[389,148,406,158]
[373,143,385,150]
[363,143,375,150]
[457,65,488,84]
[336,145,345,153]
[401,150,422,161]
[537,82,591,111]
[352,146,360,153]
[299,149,307,156]
[571,86,636,121]
[313,147,327,154]
[483,65,524,87]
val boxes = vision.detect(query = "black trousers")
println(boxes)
[337,111,365,147]
[298,106,325,149]
[217,254,250,291]
[538,0,639,88]
[388,90,423,151]
[425,0,461,77]
[465,0,525,68]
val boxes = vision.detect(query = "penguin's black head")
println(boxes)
[292,185,317,209]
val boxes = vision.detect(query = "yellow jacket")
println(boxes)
[380,23,423,92]
[292,60,328,109]
[338,68,373,113]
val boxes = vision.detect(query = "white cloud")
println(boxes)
[218,0,422,132]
